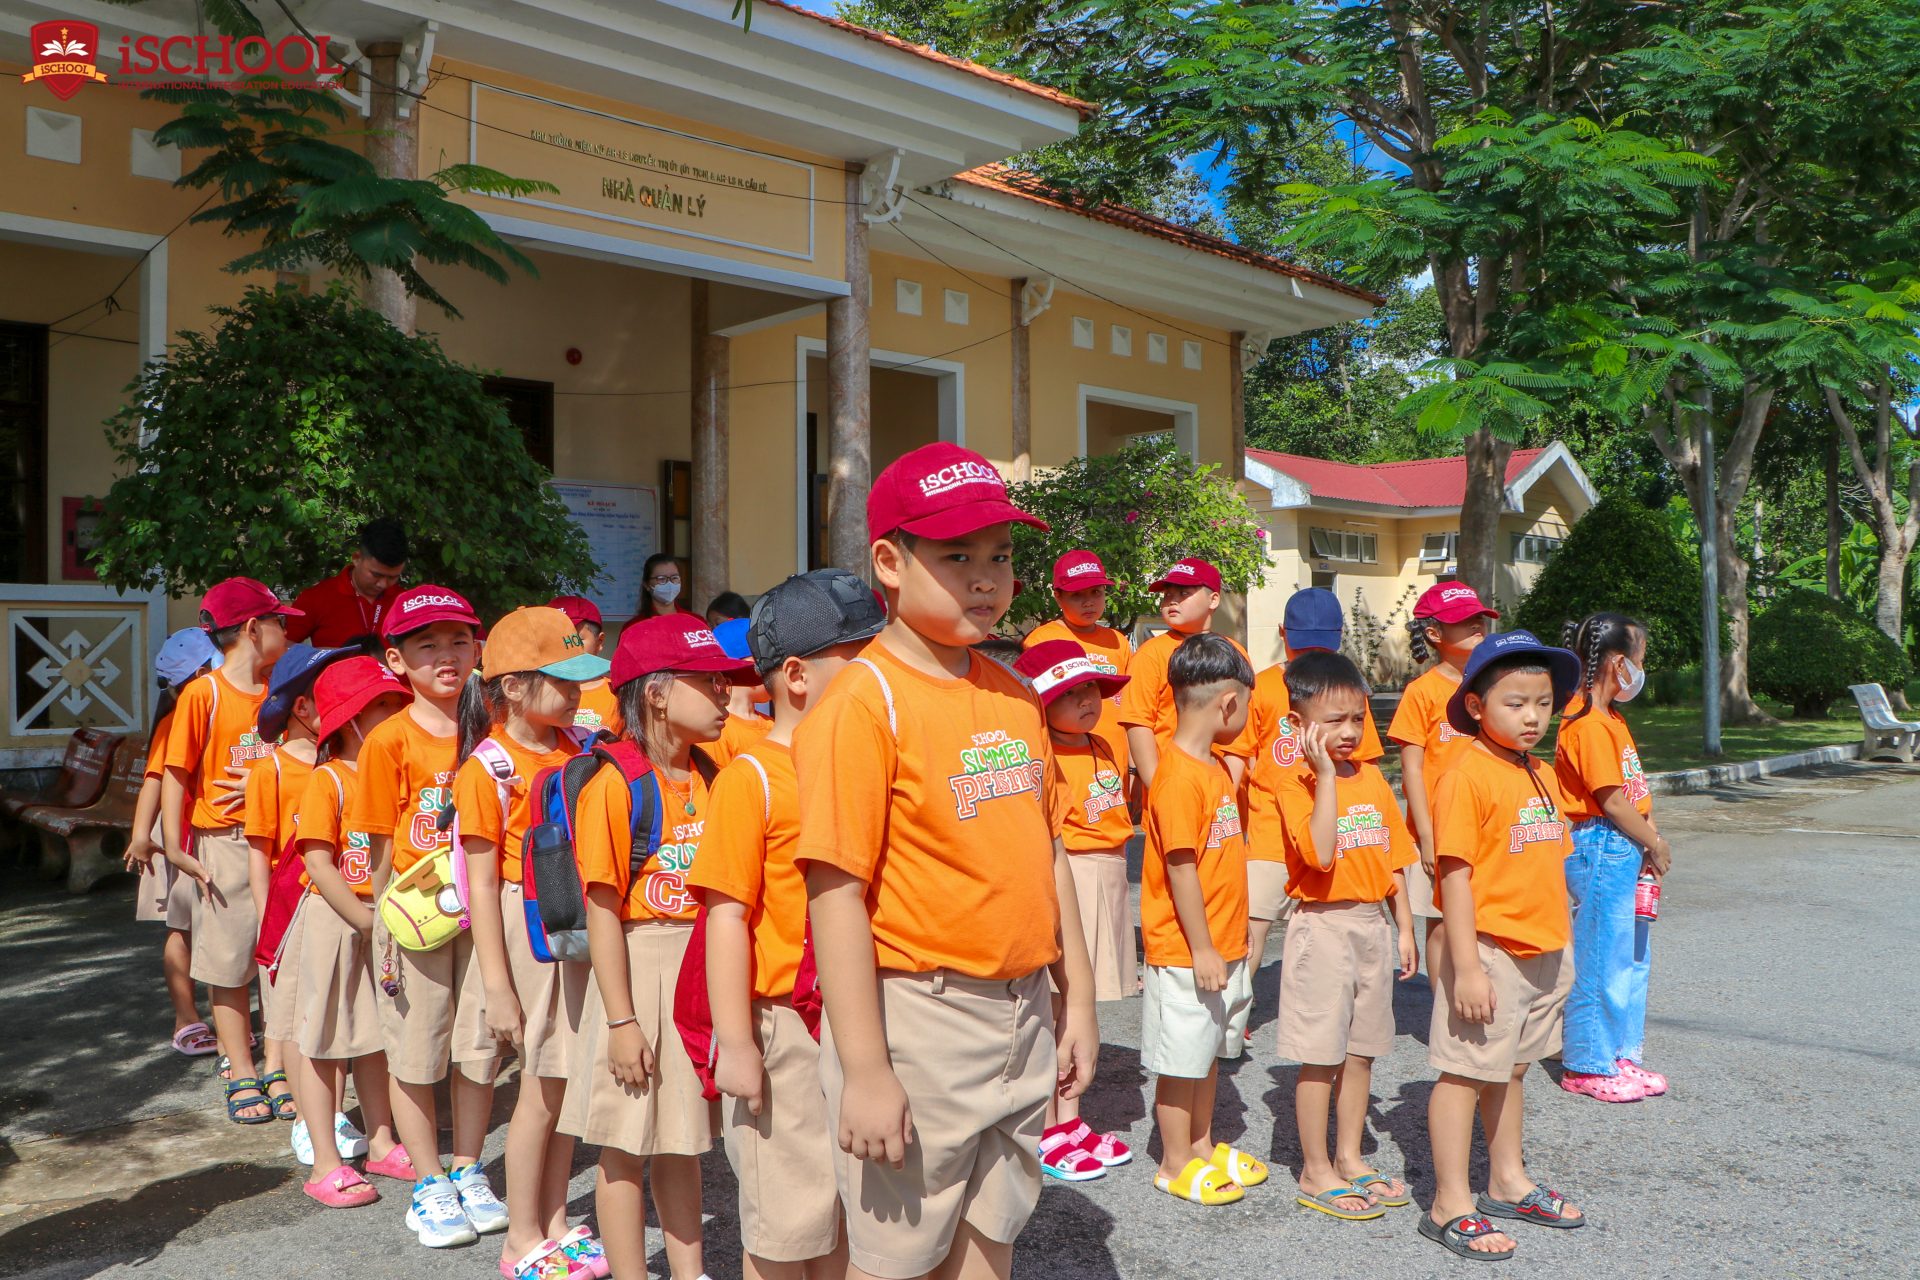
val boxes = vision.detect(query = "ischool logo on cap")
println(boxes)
[1034,655,1102,698]
[685,628,721,650]
[918,458,1005,499]
[1065,561,1103,579]
[400,592,467,615]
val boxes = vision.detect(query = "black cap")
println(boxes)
[747,569,887,676]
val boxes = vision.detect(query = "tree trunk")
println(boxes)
[1825,379,1919,712]
[824,165,872,576]
[1825,423,1843,599]
[1456,429,1511,604]
[364,42,417,335]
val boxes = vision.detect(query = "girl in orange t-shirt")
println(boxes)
[1554,612,1672,1103]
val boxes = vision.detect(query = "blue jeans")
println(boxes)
[1562,818,1652,1074]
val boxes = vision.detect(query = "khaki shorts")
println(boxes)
[725,1000,841,1263]
[133,831,171,923]
[500,881,586,1080]
[1276,901,1395,1065]
[559,921,715,1158]
[261,899,310,1043]
[300,896,384,1061]
[1141,959,1252,1079]
[165,866,196,930]
[1067,850,1136,1002]
[1428,938,1571,1083]
[187,826,257,989]
[1247,859,1291,922]
[374,919,499,1086]
[820,968,1053,1280]
[1403,858,1440,919]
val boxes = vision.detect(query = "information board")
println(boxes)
[551,481,659,622]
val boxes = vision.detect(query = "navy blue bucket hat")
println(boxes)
[258,643,359,742]
[1445,629,1582,737]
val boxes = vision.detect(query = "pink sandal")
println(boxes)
[1039,1123,1106,1182]
[1616,1059,1668,1095]
[362,1144,417,1181]
[1065,1120,1133,1167]
[1560,1069,1646,1103]
[170,1022,217,1056]
[303,1165,379,1208]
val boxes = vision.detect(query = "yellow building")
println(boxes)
[0,0,1376,765]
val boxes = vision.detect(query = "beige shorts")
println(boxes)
[1428,938,1571,1083]
[1403,858,1440,919]
[165,866,196,930]
[187,826,258,989]
[300,896,384,1061]
[133,831,172,922]
[725,1000,841,1263]
[1277,901,1396,1065]
[500,881,586,1080]
[1247,859,1291,922]
[373,918,499,1086]
[261,898,310,1043]
[559,920,715,1158]
[1068,851,1136,1002]
[1141,959,1252,1079]
[820,968,1053,1280]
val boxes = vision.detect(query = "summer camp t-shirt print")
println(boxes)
[346,713,458,877]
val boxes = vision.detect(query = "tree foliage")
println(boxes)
[91,286,595,620]
[1750,590,1911,718]
[1514,496,1703,671]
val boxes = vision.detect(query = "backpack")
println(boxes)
[252,754,311,981]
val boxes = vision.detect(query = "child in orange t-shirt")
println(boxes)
[795,443,1096,1280]
[162,578,297,1125]
[1388,583,1496,972]
[560,613,748,1280]
[452,607,611,1278]
[1119,558,1258,790]
[1422,630,1587,1261]
[1272,651,1416,1222]
[295,656,412,1208]
[549,594,623,736]
[1023,550,1133,766]
[1141,633,1262,1206]
[1554,612,1671,1103]
[690,569,883,1280]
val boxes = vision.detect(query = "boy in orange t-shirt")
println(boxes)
[1271,651,1416,1221]
[549,594,623,736]
[690,568,883,1280]
[1140,633,1262,1207]
[162,577,297,1125]
[1421,630,1587,1261]
[795,443,1096,1280]
[1118,557,1258,790]
[1022,550,1132,767]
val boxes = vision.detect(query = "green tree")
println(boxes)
[1514,495,1704,671]
[90,286,595,620]
[1750,590,1911,718]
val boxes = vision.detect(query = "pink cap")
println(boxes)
[381,584,480,640]
[1013,639,1130,708]
[201,577,303,629]
[1148,558,1222,593]
[1413,582,1499,624]
[313,656,411,744]
[546,594,603,630]
[867,442,1048,544]
[610,614,756,689]
[1051,551,1115,591]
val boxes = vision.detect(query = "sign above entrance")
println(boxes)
[470,82,815,261]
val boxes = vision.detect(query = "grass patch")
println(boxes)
[1539,702,1862,774]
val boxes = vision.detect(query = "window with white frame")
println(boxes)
[1511,532,1564,564]
[1309,527,1377,563]
[1419,532,1458,565]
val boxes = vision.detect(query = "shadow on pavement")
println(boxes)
[0,1161,290,1277]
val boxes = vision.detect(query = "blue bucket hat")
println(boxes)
[1445,629,1583,737]
[712,617,753,663]
[258,643,359,742]
[1283,587,1345,653]
[155,627,221,688]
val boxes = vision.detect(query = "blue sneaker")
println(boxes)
[404,1175,477,1248]
[448,1162,508,1234]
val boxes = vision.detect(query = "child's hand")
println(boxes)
[484,985,524,1050]
[1397,926,1419,981]
[839,1069,913,1168]
[165,845,207,885]
[1646,835,1673,878]
[351,903,376,933]
[210,765,250,816]
[123,831,155,873]
[714,1040,766,1116]
[607,1022,654,1091]
[1055,1002,1099,1101]
[1452,964,1497,1024]
[1299,720,1336,775]
[1192,947,1228,993]
[1418,836,1437,880]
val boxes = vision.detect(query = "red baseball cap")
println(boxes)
[546,594,603,630]
[867,442,1048,544]
[1148,558,1222,593]
[381,584,480,640]
[610,614,756,689]
[1013,639,1130,708]
[200,577,303,629]
[313,655,411,744]
[1413,582,1499,624]
[1052,551,1115,591]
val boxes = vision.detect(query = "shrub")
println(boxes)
[1750,590,1912,717]
[1514,494,1702,670]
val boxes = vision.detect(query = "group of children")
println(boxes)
[119,439,1669,1276]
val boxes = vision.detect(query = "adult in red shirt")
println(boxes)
[286,518,408,649]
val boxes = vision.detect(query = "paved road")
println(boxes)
[3,762,1917,1278]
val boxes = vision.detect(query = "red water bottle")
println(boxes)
[1635,871,1661,922]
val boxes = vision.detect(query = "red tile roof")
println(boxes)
[760,1,1095,117]
[950,165,1384,304]
[1247,448,1548,509]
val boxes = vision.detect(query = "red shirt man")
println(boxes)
[286,518,408,648]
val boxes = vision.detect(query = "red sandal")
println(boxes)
[1065,1120,1133,1167]
[1039,1123,1106,1182]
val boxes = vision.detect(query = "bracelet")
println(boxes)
[605,1016,638,1030]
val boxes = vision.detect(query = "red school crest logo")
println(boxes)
[23,22,109,100]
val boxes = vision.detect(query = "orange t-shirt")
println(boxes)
[1276,761,1416,903]
[1023,618,1132,764]
[1431,741,1573,957]
[299,759,374,898]
[144,712,174,782]
[574,681,623,738]
[1387,665,1475,779]
[346,711,458,877]
[1049,733,1134,854]
[793,642,1064,981]
[244,746,315,870]
[687,739,806,999]
[1243,663,1383,862]
[575,758,710,922]
[1141,744,1249,968]
[707,712,773,770]
[452,733,577,884]
[163,670,274,830]
[1553,699,1652,822]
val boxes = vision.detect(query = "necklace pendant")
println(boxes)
[684,800,696,817]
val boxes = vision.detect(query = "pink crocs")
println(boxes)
[1559,1069,1646,1103]
[1616,1059,1668,1095]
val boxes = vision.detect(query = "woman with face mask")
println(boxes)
[637,553,696,621]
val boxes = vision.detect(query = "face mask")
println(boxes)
[650,581,681,604]
[1617,657,1646,702]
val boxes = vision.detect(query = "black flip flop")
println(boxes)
[1418,1213,1515,1260]
[1477,1187,1585,1229]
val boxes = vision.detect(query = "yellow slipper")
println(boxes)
[1155,1157,1245,1206]
[1209,1143,1269,1188]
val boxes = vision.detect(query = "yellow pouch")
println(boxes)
[376,847,467,952]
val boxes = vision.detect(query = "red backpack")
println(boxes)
[254,756,319,982]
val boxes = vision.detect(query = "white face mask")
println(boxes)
[650,581,681,605]
[1617,657,1646,702]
